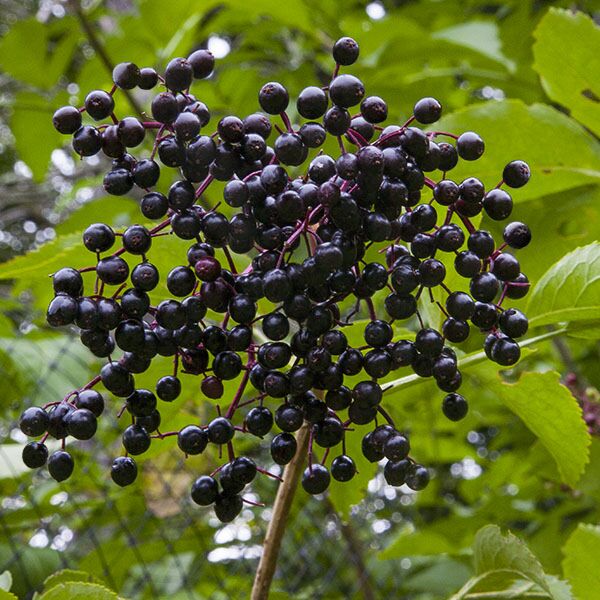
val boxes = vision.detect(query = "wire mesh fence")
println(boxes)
[0,328,407,599]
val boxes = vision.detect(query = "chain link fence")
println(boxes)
[0,328,412,599]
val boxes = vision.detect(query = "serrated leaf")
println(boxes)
[433,100,600,201]
[42,570,102,592]
[474,525,550,592]
[533,9,600,136]
[562,523,600,600]
[527,243,600,328]
[39,582,117,600]
[489,372,590,487]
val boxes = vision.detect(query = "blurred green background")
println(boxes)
[0,1,600,598]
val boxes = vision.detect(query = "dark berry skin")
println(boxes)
[329,75,365,108]
[271,432,297,464]
[442,393,469,421]
[331,455,356,482]
[333,37,359,65]
[457,131,485,161]
[48,450,74,482]
[503,222,531,249]
[188,49,215,79]
[53,106,82,134]
[405,464,430,491]
[207,417,235,444]
[191,475,219,506]
[23,442,48,468]
[112,62,140,89]
[83,223,115,253]
[177,425,209,455]
[503,160,530,188]
[302,464,331,494]
[19,407,50,437]
[413,97,442,124]
[111,456,138,486]
[259,82,289,114]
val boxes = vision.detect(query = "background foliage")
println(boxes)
[0,1,599,598]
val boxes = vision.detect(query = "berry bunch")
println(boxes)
[21,38,531,523]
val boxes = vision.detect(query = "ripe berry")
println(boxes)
[271,432,297,464]
[331,455,356,482]
[66,408,97,440]
[22,442,48,469]
[413,97,442,124]
[122,424,151,455]
[329,75,365,108]
[188,49,215,79]
[19,407,50,437]
[84,90,114,121]
[333,37,359,65]
[48,450,74,482]
[457,131,485,161]
[111,456,138,486]
[112,62,140,89]
[384,459,410,486]
[499,308,529,338]
[258,82,289,114]
[73,126,102,156]
[177,425,209,455]
[405,464,430,491]
[164,57,193,92]
[83,223,115,253]
[97,256,129,285]
[503,222,531,249]
[76,390,104,417]
[191,475,219,505]
[53,106,82,134]
[442,393,468,421]
[207,417,235,444]
[302,464,330,494]
[214,494,243,523]
[503,160,530,188]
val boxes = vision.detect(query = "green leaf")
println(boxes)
[10,91,65,182]
[527,243,600,328]
[488,372,590,487]
[42,570,102,592]
[432,21,515,71]
[380,527,457,559]
[474,525,549,589]
[0,545,60,598]
[0,591,17,600]
[39,582,118,600]
[533,9,600,136]
[562,524,600,600]
[433,100,600,201]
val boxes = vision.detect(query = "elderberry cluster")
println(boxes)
[19,37,532,523]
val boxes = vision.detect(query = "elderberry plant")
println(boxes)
[19,37,532,523]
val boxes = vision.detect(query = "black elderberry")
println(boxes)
[503,160,530,188]
[191,475,219,505]
[22,442,49,469]
[53,106,82,134]
[259,82,289,114]
[112,62,140,89]
[302,464,330,495]
[413,97,442,124]
[456,131,484,161]
[111,456,138,487]
[442,393,469,421]
[48,450,74,482]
